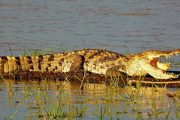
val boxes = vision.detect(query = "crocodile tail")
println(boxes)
[0,56,20,74]
[0,56,42,74]
[0,54,65,74]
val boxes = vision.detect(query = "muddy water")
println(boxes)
[0,0,180,119]
[0,80,179,119]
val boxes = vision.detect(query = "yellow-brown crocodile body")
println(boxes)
[0,49,180,79]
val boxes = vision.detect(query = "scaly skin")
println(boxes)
[0,49,180,79]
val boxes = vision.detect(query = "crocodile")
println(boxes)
[0,49,180,79]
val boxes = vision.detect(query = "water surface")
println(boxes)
[0,0,180,55]
[0,80,179,119]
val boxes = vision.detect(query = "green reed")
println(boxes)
[2,69,180,120]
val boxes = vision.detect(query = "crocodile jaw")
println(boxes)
[150,58,171,71]
[147,49,180,79]
[126,49,180,79]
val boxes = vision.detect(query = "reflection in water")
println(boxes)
[0,79,179,119]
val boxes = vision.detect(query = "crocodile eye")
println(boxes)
[115,67,119,70]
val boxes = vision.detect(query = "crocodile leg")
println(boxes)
[62,55,84,72]
[106,66,127,77]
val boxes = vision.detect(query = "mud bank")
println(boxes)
[1,71,180,88]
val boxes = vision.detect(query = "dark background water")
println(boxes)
[0,0,179,55]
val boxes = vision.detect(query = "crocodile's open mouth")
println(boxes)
[150,53,179,78]
[150,58,170,71]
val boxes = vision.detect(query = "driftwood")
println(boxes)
[1,71,180,88]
